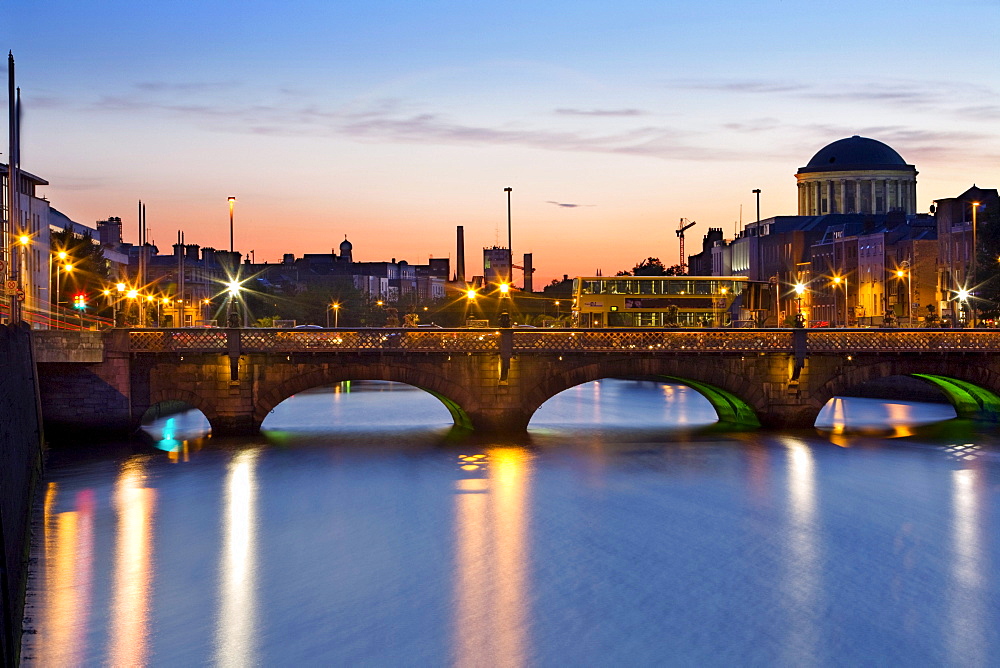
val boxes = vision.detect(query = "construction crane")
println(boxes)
[676,218,696,271]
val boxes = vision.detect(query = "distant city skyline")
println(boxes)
[4,0,998,285]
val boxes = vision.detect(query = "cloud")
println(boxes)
[134,81,239,93]
[554,108,646,117]
[723,117,782,133]
[956,105,1000,120]
[546,201,594,208]
[670,79,809,94]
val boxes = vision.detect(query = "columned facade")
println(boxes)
[796,136,917,216]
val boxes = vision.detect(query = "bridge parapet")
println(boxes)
[124,328,801,354]
[121,327,1000,355]
[805,330,1000,352]
[32,330,106,363]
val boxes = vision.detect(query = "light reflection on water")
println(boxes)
[21,380,1000,665]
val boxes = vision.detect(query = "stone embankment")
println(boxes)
[0,324,45,666]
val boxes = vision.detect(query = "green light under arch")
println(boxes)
[659,375,761,428]
[911,374,1000,422]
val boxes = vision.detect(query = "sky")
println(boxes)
[4,0,999,285]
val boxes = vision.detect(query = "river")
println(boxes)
[20,380,1000,666]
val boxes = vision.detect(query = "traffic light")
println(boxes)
[73,293,87,310]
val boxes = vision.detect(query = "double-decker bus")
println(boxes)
[571,276,772,328]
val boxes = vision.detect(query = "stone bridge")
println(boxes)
[32,327,1000,437]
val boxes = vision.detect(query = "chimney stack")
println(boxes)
[456,225,466,283]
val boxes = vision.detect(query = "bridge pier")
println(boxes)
[210,414,261,438]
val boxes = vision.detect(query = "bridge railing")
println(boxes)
[127,328,504,353]
[805,330,1000,352]
[511,329,795,352]
[125,327,1000,355]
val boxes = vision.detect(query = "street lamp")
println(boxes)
[752,188,762,280]
[971,201,981,327]
[957,288,970,325]
[504,187,513,283]
[228,196,237,254]
[896,261,912,326]
[226,279,242,327]
[794,282,806,326]
[832,276,842,328]
[15,235,30,323]
[330,303,341,328]
[159,297,170,327]
[719,286,728,327]
[498,282,510,296]
[50,250,69,328]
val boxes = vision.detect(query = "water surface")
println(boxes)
[22,381,999,666]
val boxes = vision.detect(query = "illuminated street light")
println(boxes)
[326,301,342,328]
[499,283,510,295]
[793,282,806,327]
[896,261,912,326]
[228,196,237,254]
[971,201,981,327]
[466,289,477,300]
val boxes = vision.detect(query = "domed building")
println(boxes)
[339,235,352,263]
[796,135,917,216]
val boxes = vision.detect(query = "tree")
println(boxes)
[973,202,1000,321]
[50,228,112,317]
[620,257,686,276]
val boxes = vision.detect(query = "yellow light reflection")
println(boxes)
[215,449,260,667]
[37,489,94,666]
[108,458,156,666]
[949,467,984,665]
[782,438,819,662]
[452,448,533,667]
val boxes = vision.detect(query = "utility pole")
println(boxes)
[7,52,21,324]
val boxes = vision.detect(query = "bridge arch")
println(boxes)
[812,359,1000,423]
[521,357,766,429]
[253,362,473,431]
[145,388,219,430]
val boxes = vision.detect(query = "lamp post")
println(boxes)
[126,289,138,327]
[115,282,126,326]
[101,289,111,326]
[228,196,237,254]
[326,302,342,328]
[752,188,762,280]
[50,250,68,328]
[794,282,806,327]
[971,201,981,327]
[832,276,842,328]
[58,264,73,327]
[504,187,513,284]
[896,261,912,327]
[226,280,242,327]
[14,234,30,323]
[158,297,169,327]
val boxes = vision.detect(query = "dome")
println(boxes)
[798,136,913,174]
[340,237,352,251]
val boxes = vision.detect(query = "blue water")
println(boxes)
[21,381,999,666]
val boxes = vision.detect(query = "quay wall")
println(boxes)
[0,324,45,666]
